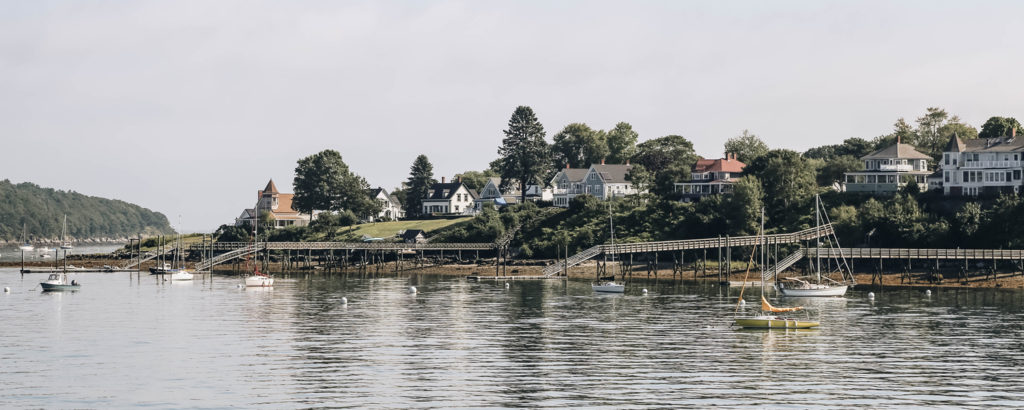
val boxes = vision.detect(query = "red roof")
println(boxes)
[693,156,745,173]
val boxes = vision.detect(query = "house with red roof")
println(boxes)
[235,179,314,228]
[673,153,746,202]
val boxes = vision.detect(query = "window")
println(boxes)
[1015,170,1021,180]
[1007,171,1013,182]
[944,154,949,165]
[944,172,949,183]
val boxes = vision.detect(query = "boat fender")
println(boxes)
[642,288,648,294]
[925,289,931,296]
[340,297,348,305]
[409,286,417,294]
[868,292,875,299]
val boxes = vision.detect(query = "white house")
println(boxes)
[422,178,477,215]
[367,187,404,221]
[582,162,639,200]
[940,130,1024,197]
[843,141,932,195]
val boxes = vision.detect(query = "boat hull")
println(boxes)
[592,285,624,293]
[734,318,819,329]
[778,285,848,297]
[245,276,274,287]
[40,283,80,291]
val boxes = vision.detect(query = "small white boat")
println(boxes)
[40,272,80,291]
[168,269,194,281]
[60,214,73,250]
[777,279,847,297]
[245,272,274,287]
[37,246,52,253]
[19,223,34,251]
[592,281,624,293]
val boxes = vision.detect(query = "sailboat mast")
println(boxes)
[816,195,821,283]
[760,207,765,295]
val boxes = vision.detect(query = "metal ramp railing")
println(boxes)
[194,243,264,271]
[763,249,804,282]
[543,245,603,276]
[121,246,178,269]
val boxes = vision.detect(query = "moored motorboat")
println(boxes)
[244,272,274,287]
[40,272,80,291]
[150,262,172,275]
[592,281,624,293]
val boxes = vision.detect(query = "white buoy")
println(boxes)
[409,286,417,294]
[341,297,348,305]
[926,289,932,296]
[868,292,875,299]
[3,287,9,293]
[739,299,746,307]
[642,288,648,294]
[504,282,510,289]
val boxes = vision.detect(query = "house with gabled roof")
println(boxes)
[422,177,477,215]
[583,162,638,200]
[550,166,590,208]
[939,129,1024,196]
[674,153,746,201]
[843,141,932,195]
[235,179,313,228]
[367,187,404,221]
[474,176,553,211]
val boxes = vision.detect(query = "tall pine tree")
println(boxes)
[405,154,435,217]
[497,106,550,203]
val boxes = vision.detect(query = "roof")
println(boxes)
[554,168,589,183]
[263,179,279,194]
[400,229,425,241]
[861,143,931,160]
[425,182,468,200]
[693,157,745,173]
[945,134,966,153]
[588,164,632,183]
[960,137,1024,153]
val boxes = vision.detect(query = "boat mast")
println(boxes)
[760,207,765,296]
[815,195,821,283]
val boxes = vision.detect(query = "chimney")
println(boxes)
[566,163,569,169]
[457,176,462,183]
[601,158,605,165]
[1014,127,1018,138]
[442,176,446,183]
[897,134,901,145]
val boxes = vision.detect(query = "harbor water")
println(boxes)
[2,268,1023,407]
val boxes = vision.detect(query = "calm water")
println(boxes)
[2,268,1024,408]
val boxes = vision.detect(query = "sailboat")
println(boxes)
[734,209,819,329]
[776,195,855,297]
[18,223,34,251]
[60,214,73,250]
[592,201,624,293]
[167,230,193,281]
[244,201,273,287]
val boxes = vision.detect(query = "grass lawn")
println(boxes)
[338,217,472,241]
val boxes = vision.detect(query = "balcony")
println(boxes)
[960,161,1021,169]
[878,164,914,172]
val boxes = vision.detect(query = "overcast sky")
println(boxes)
[2,0,1023,232]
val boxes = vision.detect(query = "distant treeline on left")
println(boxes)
[0,179,174,242]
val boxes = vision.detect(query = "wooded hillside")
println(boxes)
[0,179,173,241]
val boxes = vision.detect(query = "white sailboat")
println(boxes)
[19,223,34,251]
[776,195,855,297]
[167,230,193,281]
[244,201,273,287]
[592,202,623,293]
[60,214,73,250]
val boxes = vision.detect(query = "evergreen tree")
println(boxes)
[405,154,435,217]
[497,106,550,203]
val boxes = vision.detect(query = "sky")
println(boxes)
[2,0,1023,232]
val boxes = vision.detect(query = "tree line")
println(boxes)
[0,179,173,241]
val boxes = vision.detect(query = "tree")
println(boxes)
[551,123,608,168]
[907,108,977,158]
[605,122,638,164]
[496,106,550,203]
[625,164,653,204]
[724,130,769,164]
[405,154,435,217]
[816,155,861,187]
[454,169,497,192]
[744,149,817,224]
[979,116,1023,139]
[720,175,763,235]
[293,149,374,222]
[632,135,697,174]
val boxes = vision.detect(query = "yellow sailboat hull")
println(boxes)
[734,318,819,329]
